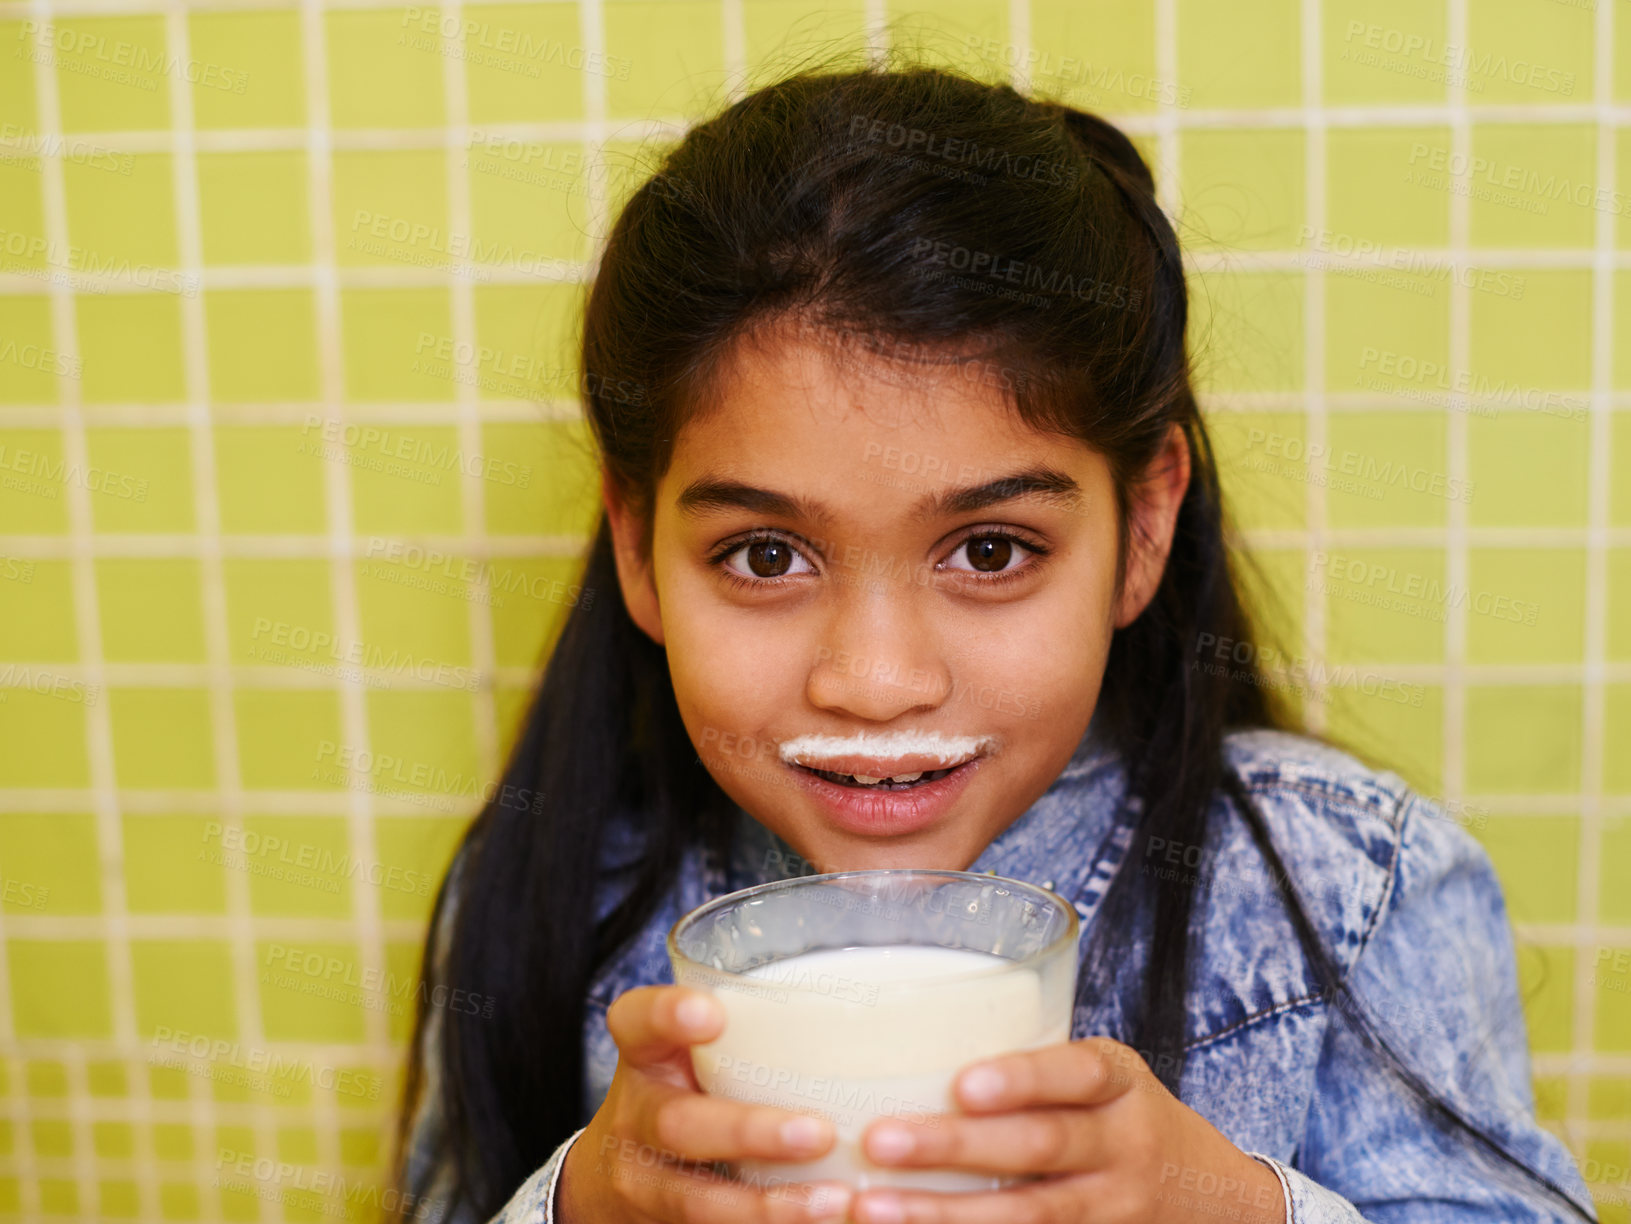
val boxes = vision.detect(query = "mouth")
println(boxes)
[783,753,987,838]
[793,763,964,790]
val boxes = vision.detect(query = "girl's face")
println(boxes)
[605,319,1187,873]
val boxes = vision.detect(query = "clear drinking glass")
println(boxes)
[666,869,1080,1194]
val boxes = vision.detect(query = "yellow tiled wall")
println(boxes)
[0,0,1627,1219]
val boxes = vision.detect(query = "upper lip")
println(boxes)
[788,752,980,777]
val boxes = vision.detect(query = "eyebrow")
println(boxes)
[674,465,1083,524]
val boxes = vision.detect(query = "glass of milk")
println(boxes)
[666,869,1079,1195]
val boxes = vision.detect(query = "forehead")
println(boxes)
[660,321,1098,505]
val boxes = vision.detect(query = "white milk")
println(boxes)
[688,944,1069,1193]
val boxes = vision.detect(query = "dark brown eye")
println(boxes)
[745,539,795,577]
[717,535,815,584]
[963,535,1014,572]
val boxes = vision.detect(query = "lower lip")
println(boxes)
[787,757,985,838]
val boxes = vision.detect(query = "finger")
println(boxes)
[851,1173,1095,1224]
[860,1108,1102,1176]
[606,985,725,1073]
[607,1154,854,1224]
[638,1082,840,1164]
[951,1036,1145,1113]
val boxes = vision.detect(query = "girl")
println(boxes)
[389,61,1600,1224]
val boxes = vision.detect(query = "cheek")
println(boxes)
[663,602,804,736]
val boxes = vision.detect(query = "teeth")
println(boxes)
[889,771,923,783]
[844,770,925,785]
[852,774,884,785]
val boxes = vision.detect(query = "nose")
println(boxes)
[805,576,951,721]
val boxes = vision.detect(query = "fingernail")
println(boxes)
[676,995,717,1032]
[857,1192,905,1224]
[959,1065,1006,1105]
[867,1123,914,1161]
[806,1183,852,1221]
[781,1115,829,1152]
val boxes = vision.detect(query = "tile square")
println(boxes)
[0,560,77,661]
[463,4,592,122]
[198,152,311,266]
[205,289,319,403]
[1318,546,1446,664]
[1323,0,1447,104]
[214,426,328,534]
[95,558,207,663]
[131,940,235,1038]
[1465,548,1585,665]
[49,18,171,132]
[84,427,193,533]
[326,8,445,128]
[1465,0,1591,105]
[188,9,304,129]
[1325,125,1452,248]
[338,287,455,401]
[0,814,100,914]
[1178,0,1300,108]
[1179,128,1306,252]
[1464,684,1581,795]
[604,0,728,119]
[1188,271,1305,393]
[123,816,228,914]
[1466,410,1590,528]
[108,688,216,789]
[233,689,346,792]
[76,295,185,404]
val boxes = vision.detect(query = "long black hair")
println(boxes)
[388,59,1596,1223]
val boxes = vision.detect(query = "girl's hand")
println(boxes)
[846,1036,1286,1224]
[556,985,856,1223]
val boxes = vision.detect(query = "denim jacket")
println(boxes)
[404,725,1598,1223]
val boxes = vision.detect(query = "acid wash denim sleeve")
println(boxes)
[407,724,1599,1224]
[1197,732,1597,1223]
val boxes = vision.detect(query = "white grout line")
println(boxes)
[10,99,1631,142]
[1007,0,1029,94]
[20,2,160,1219]
[1300,0,1326,734]
[163,8,254,1215]
[1444,0,1469,874]
[722,0,745,100]
[438,0,500,806]
[1569,0,1614,1169]
[298,0,391,1207]
[864,0,887,64]
[63,1047,95,1224]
